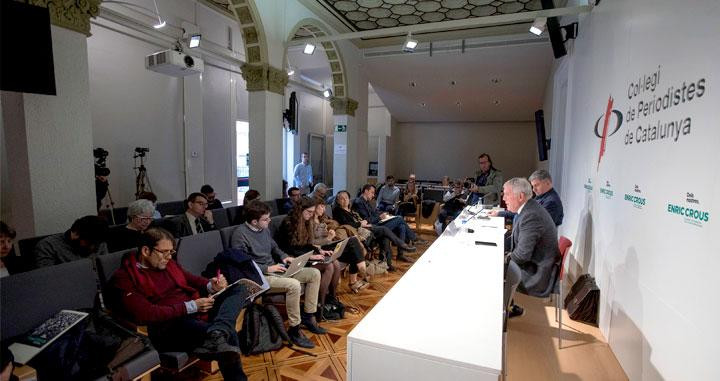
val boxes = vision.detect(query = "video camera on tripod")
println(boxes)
[93,148,110,177]
[133,147,153,198]
[133,147,149,158]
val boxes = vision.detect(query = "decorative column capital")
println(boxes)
[28,0,101,36]
[240,63,288,95]
[330,97,359,117]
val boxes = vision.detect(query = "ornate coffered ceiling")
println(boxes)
[318,0,543,31]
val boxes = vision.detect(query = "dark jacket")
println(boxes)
[332,207,362,229]
[352,197,381,225]
[510,199,559,297]
[534,188,564,226]
[207,199,223,210]
[167,213,216,238]
[201,248,264,286]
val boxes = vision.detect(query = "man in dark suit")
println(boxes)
[503,178,559,318]
[489,169,564,226]
[167,193,216,238]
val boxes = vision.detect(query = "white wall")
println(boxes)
[87,0,247,207]
[391,122,537,181]
[546,1,720,379]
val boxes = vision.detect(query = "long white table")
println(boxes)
[347,209,507,381]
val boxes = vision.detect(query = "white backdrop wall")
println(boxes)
[88,0,247,208]
[390,122,538,181]
[547,0,720,379]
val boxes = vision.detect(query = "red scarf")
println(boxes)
[122,251,199,301]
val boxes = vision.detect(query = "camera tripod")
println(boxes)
[101,186,117,225]
[134,154,153,198]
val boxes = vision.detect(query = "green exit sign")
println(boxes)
[335,125,347,132]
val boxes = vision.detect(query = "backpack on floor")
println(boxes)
[239,303,288,355]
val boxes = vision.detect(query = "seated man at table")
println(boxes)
[109,227,247,381]
[489,169,564,226]
[502,178,559,318]
[353,184,427,250]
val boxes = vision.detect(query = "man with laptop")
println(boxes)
[229,200,324,349]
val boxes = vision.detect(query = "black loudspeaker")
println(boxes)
[541,0,568,59]
[534,110,549,161]
[564,274,600,326]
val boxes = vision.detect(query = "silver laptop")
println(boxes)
[268,251,312,277]
[319,237,350,264]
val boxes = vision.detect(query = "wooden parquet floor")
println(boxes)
[182,221,626,381]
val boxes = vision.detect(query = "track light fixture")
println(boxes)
[303,43,316,55]
[529,17,547,35]
[323,88,332,98]
[403,32,418,53]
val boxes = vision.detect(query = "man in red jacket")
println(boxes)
[110,227,247,381]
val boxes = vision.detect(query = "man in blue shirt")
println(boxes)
[377,175,401,213]
[489,169,564,226]
[293,152,313,194]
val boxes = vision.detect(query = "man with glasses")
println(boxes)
[167,193,216,238]
[107,199,156,252]
[109,227,248,380]
[230,200,324,349]
[201,184,224,210]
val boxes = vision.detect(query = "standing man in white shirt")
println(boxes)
[293,152,313,194]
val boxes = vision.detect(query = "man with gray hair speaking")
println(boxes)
[489,169,563,226]
[502,177,559,319]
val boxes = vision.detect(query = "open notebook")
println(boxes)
[210,262,270,301]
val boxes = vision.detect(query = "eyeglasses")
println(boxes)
[193,201,208,206]
[152,247,176,258]
[133,216,153,222]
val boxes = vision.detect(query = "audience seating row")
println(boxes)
[0,258,160,379]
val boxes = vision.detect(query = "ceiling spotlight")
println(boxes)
[152,0,165,29]
[323,88,332,98]
[403,32,418,53]
[303,43,316,55]
[529,17,547,35]
[188,34,201,48]
[287,67,295,76]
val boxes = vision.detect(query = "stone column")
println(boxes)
[241,63,288,199]
[331,97,359,195]
[1,2,99,236]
